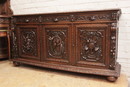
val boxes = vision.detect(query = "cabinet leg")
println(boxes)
[13,61,21,66]
[107,76,117,82]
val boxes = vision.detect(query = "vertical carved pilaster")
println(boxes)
[111,10,121,20]
[109,23,117,70]
[10,17,18,58]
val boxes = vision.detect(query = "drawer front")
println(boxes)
[13,16,39,23]
[41,13,112,23]
[75,24,109,68]
[17,25,41,60]
[13,10,119,24]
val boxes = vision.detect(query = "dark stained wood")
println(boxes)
[0,0,7,4]
[0,0,12,15]
[11,9,121,82]
[0,0,12,59]
[0,16,10,59]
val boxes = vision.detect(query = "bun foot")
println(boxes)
[107,76,117,82]
[13,61,21,66]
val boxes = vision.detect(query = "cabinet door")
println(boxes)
[17,25,41,60]
[42,24,72,64]
[75,24,109,68]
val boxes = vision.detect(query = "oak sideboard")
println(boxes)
[11,9,121,82]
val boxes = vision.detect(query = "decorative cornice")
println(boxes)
[13,9,121,23]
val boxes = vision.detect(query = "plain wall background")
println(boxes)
[10,0,130,85]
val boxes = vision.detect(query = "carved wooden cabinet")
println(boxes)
[11,9,121,81]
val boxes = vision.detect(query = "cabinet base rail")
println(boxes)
[12,58,120,82]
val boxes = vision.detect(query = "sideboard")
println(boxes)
[11,9,121,82]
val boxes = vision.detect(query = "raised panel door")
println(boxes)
[42,24,72,64]
[75,24,109,68]
[17,25,41,60]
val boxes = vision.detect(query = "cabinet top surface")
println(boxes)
[13,9,121,17]
[13,9,121,23]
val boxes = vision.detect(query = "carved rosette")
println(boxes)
[46,30,67,59]
[79,30,104,62]
[21,30,37,56]
[111,10,121,20]
[109,23,117,70]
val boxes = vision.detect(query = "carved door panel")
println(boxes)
[17,25,41,60]
[75,24,109,68]
[42,24,72,64]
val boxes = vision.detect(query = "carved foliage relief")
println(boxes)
[11,30,18,58]
[46,28,68,59]
[20,28,37,57]
[42,14,111,22]
[109,23,117,69]
[79,28,104,62]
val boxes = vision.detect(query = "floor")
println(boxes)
[0,60,128,87]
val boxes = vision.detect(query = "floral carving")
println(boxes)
[79,30,104,62]
[21,30,37,56]
[109,23,117,70]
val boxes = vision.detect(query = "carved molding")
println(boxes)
[13,10,121,23]
[109,23,117,70]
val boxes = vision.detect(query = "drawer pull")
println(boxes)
[53,18,59,22]
[25,19,29,23]
[89,16,96,21]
